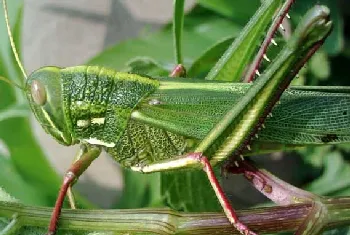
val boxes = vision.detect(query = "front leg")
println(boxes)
[67,145,88,209]
[131,152,257,235]
[46,145,101,235]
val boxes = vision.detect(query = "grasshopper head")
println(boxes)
[26,67,73,146]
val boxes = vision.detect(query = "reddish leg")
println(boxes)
[169,64,186,77]
[133,152,257,235]
[46,146,101,235]
[66,146,88,210]
[192,154,257,235]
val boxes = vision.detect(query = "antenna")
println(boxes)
[2,0,27,79]
[0,75,24,90]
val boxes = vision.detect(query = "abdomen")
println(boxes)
[106,119,191,168]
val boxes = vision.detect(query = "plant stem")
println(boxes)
[0,199,350,234]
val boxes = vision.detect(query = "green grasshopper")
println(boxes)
[0,0,340,234]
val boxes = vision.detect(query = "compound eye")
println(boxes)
[31,80,47,105]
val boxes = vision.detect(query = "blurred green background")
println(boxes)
[1,1,350,232]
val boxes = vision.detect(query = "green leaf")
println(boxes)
[88,17,242,72]
[305,151,350,196]
[309,51,330,80]
[323,227,350,235]
[125,57,169,77]
[173,0,185,64]
[116,169,161,209]
[0,103,28,122]
[162,171,221,212]
[0,0,61,206]
[187,37,233,78]
[0,154,47,205]
[197,0,260,24]
[205,0,283,81]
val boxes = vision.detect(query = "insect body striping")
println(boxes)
[61,66,160,148]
